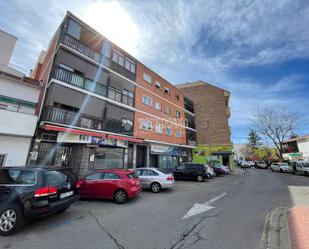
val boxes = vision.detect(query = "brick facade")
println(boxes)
[177,81,231,146]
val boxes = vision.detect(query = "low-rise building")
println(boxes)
[177,81,233,168]
[282,135,309,161]
[0,30,41,166]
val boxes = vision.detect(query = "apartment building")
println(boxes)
[177,81,233,168]
[0,30,41,166]
[28,12,196,174]
[282,135,309,161]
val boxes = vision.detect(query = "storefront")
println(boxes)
[150,144,180,170]
[192,144,234,169]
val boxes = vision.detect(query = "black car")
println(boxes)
[0,167,80,235]
[172,163,207,182]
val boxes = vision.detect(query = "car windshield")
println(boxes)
[280,163,289,166]
[127,172,139,179]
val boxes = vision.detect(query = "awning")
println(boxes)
[211,151,233,156]
[43,124,144,143]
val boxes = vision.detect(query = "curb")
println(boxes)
[260,207,291,249]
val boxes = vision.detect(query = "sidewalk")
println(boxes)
[288,207,309,249]
[260,206,309,249]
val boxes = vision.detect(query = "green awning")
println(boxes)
[0,95,37,107]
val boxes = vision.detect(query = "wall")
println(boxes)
[0,109,38,137]
[0,76,40,103]
[0,135,31,166]
[297,138,309,159]
[134,63,186,145]
[0,30,16,66]
[178,82,231,146]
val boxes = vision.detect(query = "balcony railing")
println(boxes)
[42,106,134,136]
[53,66,134,107]
[61,33,135,81]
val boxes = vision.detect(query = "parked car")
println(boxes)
[134,168,174,193]
[270,163,292,173]
[204,164,216,178]
[256,160,268,169]
[171,163,207,182]
[79,169,141,204]
[239,160,250,168]
[211,164,230,175]
[0,167,80,235]
[290,161,309,176]
[247,161,255,168]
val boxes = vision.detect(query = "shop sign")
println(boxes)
[117,140,128,148]
[57,132,91,143]
[91,137,117,146]
[151,145,171,153]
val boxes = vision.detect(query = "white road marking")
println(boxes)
[182,193,227,219]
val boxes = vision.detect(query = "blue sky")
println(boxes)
[1,0,308,143]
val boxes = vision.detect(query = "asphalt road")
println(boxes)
[1,168,309,249]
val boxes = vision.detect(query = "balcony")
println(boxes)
[184,97,195,114]
[61,33,136,81]
[52,66,134,107]
[42,106,133,136]
[186,130,197,147]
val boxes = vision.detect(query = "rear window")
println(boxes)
[0,169,36,185]
[127,172,139,179]
[46,171,68,186]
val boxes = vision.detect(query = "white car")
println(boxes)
[256,161,267,169]
[290,161,309,176]
[247,161,255,168]
[204,164,216,178]
[271,163,292,173]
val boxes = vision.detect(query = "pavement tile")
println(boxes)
[288,207,309,249]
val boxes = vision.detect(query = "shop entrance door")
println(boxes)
[136,145,146,168]
[222,155,230,166]
[150,155,159,168]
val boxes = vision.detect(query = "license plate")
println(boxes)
[60,191,73,199]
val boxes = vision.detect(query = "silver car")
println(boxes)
[134,168,174,193]
[204,164,216,178]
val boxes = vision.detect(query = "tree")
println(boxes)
[247,129,262,150]
[251,106,298,159]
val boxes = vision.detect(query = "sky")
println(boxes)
[0,0,308,143]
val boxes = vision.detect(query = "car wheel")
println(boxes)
[271,168,274,172]
[206,173,212,179]
[280,169,284,173]
[114,189,128,204]
[196,175,204,182]
[0,204,24,236]
[304,171,309,176]
[151,182,162,193]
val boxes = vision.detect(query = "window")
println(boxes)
[0,169,36,185]
[103,173,120,179]
[130,63,136,74]
[142,96,152,106]
[177,164,185,170]
[67,20,81,39]
[155,102,161,111]
[166,127,172,136]
[175,94,180,101]
[176,111,181,118]
[108,87,122,102]
[125,58,136,74]
[166,106,171,114]
[141,169,159,176]
[94,148,124,169]
[165,87,170,95]
[112,51,118,63]
[143,73,152,84]
[141,120,152,131]
[85,173,104,180]
[155,123,163,134]
[46,171,67,186]
[102,42,111,58]
[122,118,133,128]
[118,54,124,66]
[122,89,134,106]
[155,81,161,89]
[127,172,139,179]
[176,130,182,137]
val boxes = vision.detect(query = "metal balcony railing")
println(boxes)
[61,33,136,81]
[42,106,134,136]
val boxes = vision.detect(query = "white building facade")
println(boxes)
[282,135,309,161]
[0,30,41,166]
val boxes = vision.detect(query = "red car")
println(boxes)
[79,169,142,204]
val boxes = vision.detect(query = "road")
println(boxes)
[1,168,309,249]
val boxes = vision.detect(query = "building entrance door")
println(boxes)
[222,155,229,166]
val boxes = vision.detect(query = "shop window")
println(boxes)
[141,120,152,131]
[166,127,172,136]
[142,95,152,106]
[143,73,152,84]
[94,147,124,169]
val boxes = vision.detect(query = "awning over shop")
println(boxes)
[211,151,233,156]
[150,145,180,156]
